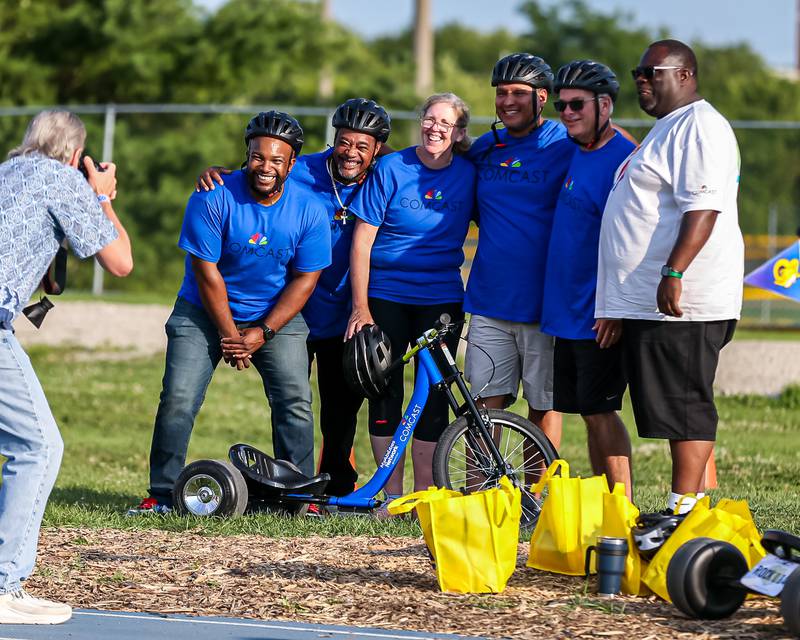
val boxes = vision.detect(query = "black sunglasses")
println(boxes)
[553,98,593,113]
[630,65,683,80]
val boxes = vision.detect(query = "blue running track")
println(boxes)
[0,610,487,640]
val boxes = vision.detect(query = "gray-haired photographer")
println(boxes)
[0,109,132,624]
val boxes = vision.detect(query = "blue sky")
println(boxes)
[200,1,794,70]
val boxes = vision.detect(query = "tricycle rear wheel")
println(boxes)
[173,459,248,517]
[780,566,800,637]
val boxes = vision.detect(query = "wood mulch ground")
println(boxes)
[29,527,792,639]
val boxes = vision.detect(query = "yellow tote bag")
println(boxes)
[388,478,522,593]
[387,486,462,553]
[642,497,766,602]
[527,460,609,575]
[600,483,649,595]
[700,499,766,568]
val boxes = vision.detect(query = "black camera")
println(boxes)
[78,153,105,179]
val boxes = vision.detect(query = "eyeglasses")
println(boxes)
[420,116,459,132]
[630,65,688,80]
[553,98,594,113]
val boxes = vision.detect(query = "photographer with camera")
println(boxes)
[0,110,132,624]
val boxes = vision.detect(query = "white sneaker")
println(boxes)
[0,589,72,624]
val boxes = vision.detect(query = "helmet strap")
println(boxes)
[566,96,611,150]
[490,118,503,146]
[508,90,544,138]
[481,117,508,161]
[328,154,350,184]
[528,90,543,134]
[483,89,542,160]
[327,143,378,186]
[245,165,287,204]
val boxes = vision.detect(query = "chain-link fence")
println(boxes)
[2,104,799,328]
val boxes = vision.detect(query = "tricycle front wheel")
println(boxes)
[432,408,557,529]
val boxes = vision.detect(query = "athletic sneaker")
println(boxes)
[126,497,172,516]
[0,589,72,624]
[305,503,326,518]
[373,493,403,519]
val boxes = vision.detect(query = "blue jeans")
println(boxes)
[0,327,64,593]
[148,297,314,505]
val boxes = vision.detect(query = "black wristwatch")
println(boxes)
[261,324,276,342]
[660,265,683,279]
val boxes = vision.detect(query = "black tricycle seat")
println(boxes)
[229,443,330,496]
[762,530,800,564]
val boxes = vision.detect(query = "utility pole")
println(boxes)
[318,0,334,100]
[413,0,433,99]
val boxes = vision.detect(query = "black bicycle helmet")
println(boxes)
[554,59,620,102]
[492,53,554,92]
[343,324,392,401]
[632,511,687,560]
[332,98,391,143]
[244,110,304,155]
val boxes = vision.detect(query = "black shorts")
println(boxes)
[623,319,736,441]
[368,297,464,442]
[553,338,626,415]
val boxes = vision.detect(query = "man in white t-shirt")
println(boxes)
[596,39,743,514]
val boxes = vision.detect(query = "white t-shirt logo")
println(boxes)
[611,147,640,192]
[690,185,717,196]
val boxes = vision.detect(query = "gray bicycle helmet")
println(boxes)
[332,98,391,143]
[492,53,554,92]
[554,59,620,102]
[244,110,304,155]
[343,324,392,401]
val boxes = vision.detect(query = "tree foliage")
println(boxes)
[0,0,797,291]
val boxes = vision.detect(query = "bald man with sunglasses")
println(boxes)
[596,40,744,514]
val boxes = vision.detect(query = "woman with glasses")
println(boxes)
[346,93,476,503]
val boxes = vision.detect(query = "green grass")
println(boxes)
[21,344,800,535]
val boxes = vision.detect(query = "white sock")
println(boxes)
[668,491,697,514]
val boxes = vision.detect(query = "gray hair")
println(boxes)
[598,93,614,115]
[8,110,86,163]
[419,92,472,155]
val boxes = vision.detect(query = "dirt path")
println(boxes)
[15,301,171,356]
[30,527,790,640]
[14,301,800,395]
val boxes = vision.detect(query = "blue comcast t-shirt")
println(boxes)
[177,170,331,323]
[291,149,367,340]
[541,132,636,340]
[349,146,476,305]
[465,120,573,322]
